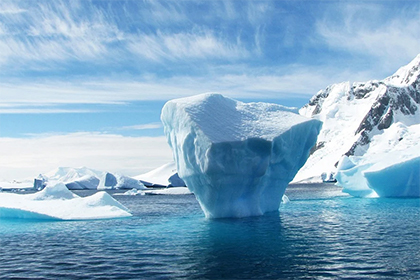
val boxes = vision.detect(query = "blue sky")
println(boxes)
[1,0,420,180]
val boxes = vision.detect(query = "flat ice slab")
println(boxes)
[161,93,321,218]
[0,182,132,220]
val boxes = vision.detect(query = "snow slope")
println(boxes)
[134,161,185,187]
[42,167,145,190]
[336,123,420,197]
[162,93,321,218]
[0,182,132,220]
[294,54,420,184]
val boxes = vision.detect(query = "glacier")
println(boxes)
[0,182,132,220]
[294,53,420,196]
[161,93,321,218]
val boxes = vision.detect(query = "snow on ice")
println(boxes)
[134,161,186,187]
[294,54,420,185]
[39,167,146,190]
[336,123,420,197]
[0,182,132,220]
[161,93,321,218]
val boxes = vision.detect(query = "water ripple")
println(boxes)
[0,184,419,279]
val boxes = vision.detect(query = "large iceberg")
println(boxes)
[161,93,321,218]
[0,182,132,220]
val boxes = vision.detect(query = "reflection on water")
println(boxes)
[0,184,419,279]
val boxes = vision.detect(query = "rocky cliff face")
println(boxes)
[293,54,420,183]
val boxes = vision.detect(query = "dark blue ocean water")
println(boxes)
[0,184,419,280]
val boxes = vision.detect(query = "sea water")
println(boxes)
[0,184,419,279]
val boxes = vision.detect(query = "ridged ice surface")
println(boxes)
[161,93,321,218]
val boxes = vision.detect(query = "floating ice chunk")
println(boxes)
[98,173,146,190]
[135,161,186,187]
[335,156,375,197]
[281,195,290,204]
[65,175,100,190]
[336,124,420,198]
[161,93,321,218]
[143,187,192,195]
[117,188,145,196]
[364,156,420,197]
[30,181,78,200]
[45,167,103,190]
[0,182,132,220]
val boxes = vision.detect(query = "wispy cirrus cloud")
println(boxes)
[0,0,256,72]
[0,0,122,66]
[0,63,377,110]
[128,30,249,62]
[316,3,420,68]
[0,1,26,15]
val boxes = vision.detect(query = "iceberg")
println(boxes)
[135,161,186,187]
[115,187,192,196]
[364,157,420,197]
[336,123,420,197]
[0,182,132,220]
[143,187,192,195]
[161,93,321,218]
[98,173,146,190]
[40,167,145,190]
[335,156,375,197]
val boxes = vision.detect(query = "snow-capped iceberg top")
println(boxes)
[162,93,321,218]
[162,93,303,143]
[45,166,103,182]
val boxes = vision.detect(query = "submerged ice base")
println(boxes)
[161,93,321,218]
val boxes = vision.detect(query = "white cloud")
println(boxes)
[121,123,163,130]
[0,1,26,15]
[0,0,252,70]
[128,30,249,62]
[317,3,420,68]
[0,108,95,114]
[139,0,186,25]
[0,132,173,181]
[0,0,124,67]
[0,63,382,109]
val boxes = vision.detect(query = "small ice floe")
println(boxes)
[0,182,132,220]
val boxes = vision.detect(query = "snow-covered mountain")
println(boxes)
[293,54,420,183]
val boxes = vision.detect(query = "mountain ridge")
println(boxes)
[294,54,420,183]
